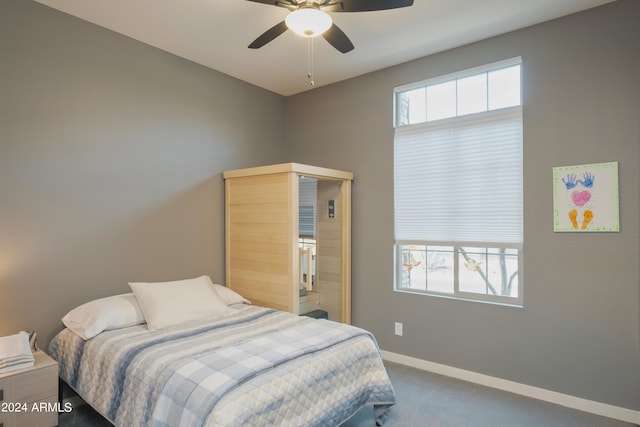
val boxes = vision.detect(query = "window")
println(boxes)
[394,58,523,306]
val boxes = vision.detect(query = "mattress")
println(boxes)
[49,305,395,426]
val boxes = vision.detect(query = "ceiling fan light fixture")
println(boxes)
[285,8,332,37]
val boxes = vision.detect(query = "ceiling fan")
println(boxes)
[247,0,415,53]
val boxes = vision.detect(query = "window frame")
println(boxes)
[394,242,523,307]
[393,56,522,127]
[393,57,524,307]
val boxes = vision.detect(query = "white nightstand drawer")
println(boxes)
[15,396,58,427]
[0,410,13,427]
[12,365,57,404]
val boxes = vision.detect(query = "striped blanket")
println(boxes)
[49,305,395,426]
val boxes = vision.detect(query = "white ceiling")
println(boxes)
[34,0,615,96]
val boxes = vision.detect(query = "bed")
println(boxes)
[48,277,395,427]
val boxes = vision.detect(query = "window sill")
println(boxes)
[395,288,523,308]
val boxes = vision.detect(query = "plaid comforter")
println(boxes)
[49,305,395,427]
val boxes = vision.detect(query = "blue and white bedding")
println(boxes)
[49,305,395,426]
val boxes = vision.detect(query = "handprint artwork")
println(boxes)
[553,162,619,232]
[561,172,594,230]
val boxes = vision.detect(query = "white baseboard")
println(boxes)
[381,350,640,425]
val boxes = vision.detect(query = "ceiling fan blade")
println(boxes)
[245,0,297,9]
[322,23,354,53]
[248,21,289,49]
[322,0,413,12]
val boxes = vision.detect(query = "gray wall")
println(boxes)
[285,0,640,411]
[0,1,286,344]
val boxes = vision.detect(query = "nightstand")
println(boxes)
[0,351,58,427]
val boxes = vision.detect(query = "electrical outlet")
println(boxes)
[394,322,403,336]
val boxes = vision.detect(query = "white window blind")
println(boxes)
[394,106,523,246]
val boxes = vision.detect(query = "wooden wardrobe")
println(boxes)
[224,163,352,324]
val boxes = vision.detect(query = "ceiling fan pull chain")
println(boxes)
[307,37,315,87]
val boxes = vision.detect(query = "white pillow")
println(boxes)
[212,284,251,305]
[62,293,145,340]
[129,276,232,331]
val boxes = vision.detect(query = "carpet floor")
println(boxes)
[59,361,637,427]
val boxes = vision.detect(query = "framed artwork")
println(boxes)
[553,162,619,232]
